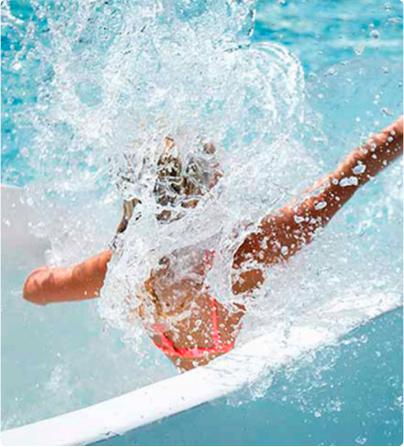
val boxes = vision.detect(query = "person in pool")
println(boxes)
[24,117,403,371]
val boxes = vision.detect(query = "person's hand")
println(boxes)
[23,266,51,305]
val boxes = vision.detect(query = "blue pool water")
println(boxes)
[2,0,403,445]
[2,0,403,184]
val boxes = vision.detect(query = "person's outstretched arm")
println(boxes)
[23,250,112,305]
[232,117,403,294]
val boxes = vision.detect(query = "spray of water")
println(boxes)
[3,0,402,400]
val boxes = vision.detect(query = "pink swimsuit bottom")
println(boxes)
[152,296,236,359]
[150,250,238,359]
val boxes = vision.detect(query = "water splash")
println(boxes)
[89,0,309,340]
[2,0,402,404]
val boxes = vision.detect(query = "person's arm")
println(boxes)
[232,117,403,294]
[23,250,112,305]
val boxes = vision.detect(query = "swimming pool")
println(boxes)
[2,0,403,445]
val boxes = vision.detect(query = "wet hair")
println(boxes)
[115,136,218,236]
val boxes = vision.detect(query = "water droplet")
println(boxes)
[354,44,365,56]
[314,201,327,210]
[326,67,338,77]
[387,375,399,387]
[381,107,393,117]
[352,162,366,175]
[395,395,403,408]
[340,176,359,187]
[355,435,367,445]
[12,60,22,71]
[359,334,368,343]
[327,398,343,412]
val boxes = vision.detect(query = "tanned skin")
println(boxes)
[24,117,403,371]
